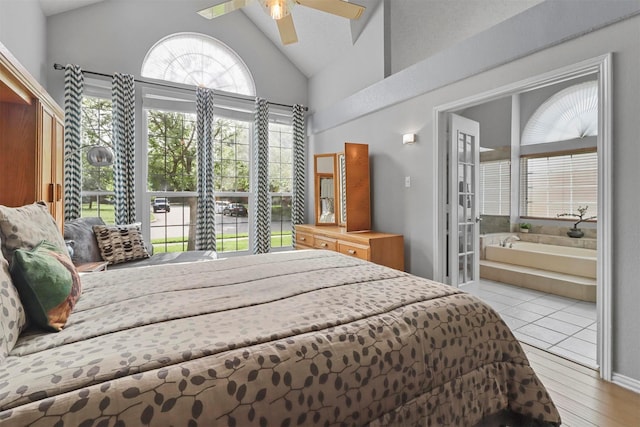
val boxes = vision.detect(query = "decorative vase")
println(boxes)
[520,228,529,233]
[567,228,584,238]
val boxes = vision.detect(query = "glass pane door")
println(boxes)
[449,114,480,286]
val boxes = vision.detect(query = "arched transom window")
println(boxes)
[522,81,598,145]
[141,32,255,95]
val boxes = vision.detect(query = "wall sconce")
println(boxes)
[402,133,416,145]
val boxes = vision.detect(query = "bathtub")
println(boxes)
[485,242,596,279]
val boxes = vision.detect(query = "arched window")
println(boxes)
[141,32,255,95]
[521,81,597,145]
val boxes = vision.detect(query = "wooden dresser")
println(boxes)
[295,224,404,271]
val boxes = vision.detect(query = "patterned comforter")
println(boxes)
[0,250,560,426]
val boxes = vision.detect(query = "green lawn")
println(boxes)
[81,203,292,253]
[152,234,292,253]
[82,204,116,224]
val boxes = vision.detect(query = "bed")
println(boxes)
[0,246,561,426]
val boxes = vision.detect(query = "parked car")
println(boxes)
[152,197,170,213]
[215,200,229,214]
[223,203,247,217]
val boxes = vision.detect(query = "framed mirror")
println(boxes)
[314,154,338,225]
[314,143,371,231]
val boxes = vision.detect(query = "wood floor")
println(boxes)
[522,343,640,426]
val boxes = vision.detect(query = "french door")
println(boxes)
[448,114,480,287]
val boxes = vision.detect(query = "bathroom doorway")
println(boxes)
[434,54,612,379]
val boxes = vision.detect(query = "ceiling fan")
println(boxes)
[198,0,365,45]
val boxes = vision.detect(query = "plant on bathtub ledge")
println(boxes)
[557,205,597,238]
[519,223,532,233]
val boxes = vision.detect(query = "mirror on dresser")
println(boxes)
[299,143,404,270]
[313,142,370,231]
[314,153,338,225]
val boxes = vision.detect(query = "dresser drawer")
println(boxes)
[338,241,370,261]
[296,231,314,247]
[313,236,337,251]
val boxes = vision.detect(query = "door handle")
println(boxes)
[56,184,62,201]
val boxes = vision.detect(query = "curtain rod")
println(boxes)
[52,63,307,111]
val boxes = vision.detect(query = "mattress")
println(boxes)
[0,250,560,426]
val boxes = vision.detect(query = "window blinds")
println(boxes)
[479,160,511,215]
[520,151,597,218]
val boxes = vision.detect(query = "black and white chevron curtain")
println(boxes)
[112,73,136,225]
[291,104,306,247]
[252,98,270,254]
[63,64,84,222]
[195,88,217,251]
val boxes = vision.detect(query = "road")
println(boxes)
[149,205,290,239]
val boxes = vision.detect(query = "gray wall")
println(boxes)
[0,0,47,84]
[45,0,307,107]
[389,0,543,74]
[309,13,640,383]
[460,97,512,150]
[308,0,542,114]
[307,0,385,112]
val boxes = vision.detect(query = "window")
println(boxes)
[522,81,597,145]
[269,122,293,248]
[479,160,510,215]
[80,96,115,222]
[520,151,597,218]
[213,117,251,253]
[146,109,255,254]
[147,110,197,192]
[141,32,259,254]
[141,33,255,95]
[146,109,198,253]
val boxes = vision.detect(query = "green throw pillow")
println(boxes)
[10,240,81,332]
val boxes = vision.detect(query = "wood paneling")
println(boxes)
[344,142,370,232]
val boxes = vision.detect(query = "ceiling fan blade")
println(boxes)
[296,0,365,20]
[276,14,298,45]
[197,0,253,19]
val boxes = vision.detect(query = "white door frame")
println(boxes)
[432,53,613,380]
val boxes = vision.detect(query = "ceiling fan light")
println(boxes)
[263,0,294,20]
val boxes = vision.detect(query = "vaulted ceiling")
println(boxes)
[38,0,381,78]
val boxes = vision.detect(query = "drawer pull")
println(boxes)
[320,243,328,248]
[300,237,306,241]
[347,249,356,255]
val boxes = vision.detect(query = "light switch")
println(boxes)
[405,176,411,188]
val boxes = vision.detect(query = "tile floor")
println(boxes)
[461,279,598,368]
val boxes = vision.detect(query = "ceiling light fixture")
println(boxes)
[264,0,295,20]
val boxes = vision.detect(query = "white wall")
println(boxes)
[0,0,47,84]
[310,14,640,384]
[44,0,307,107]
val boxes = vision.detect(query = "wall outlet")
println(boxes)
[405,176,411,188]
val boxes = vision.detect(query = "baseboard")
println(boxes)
[612,372,640,393]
